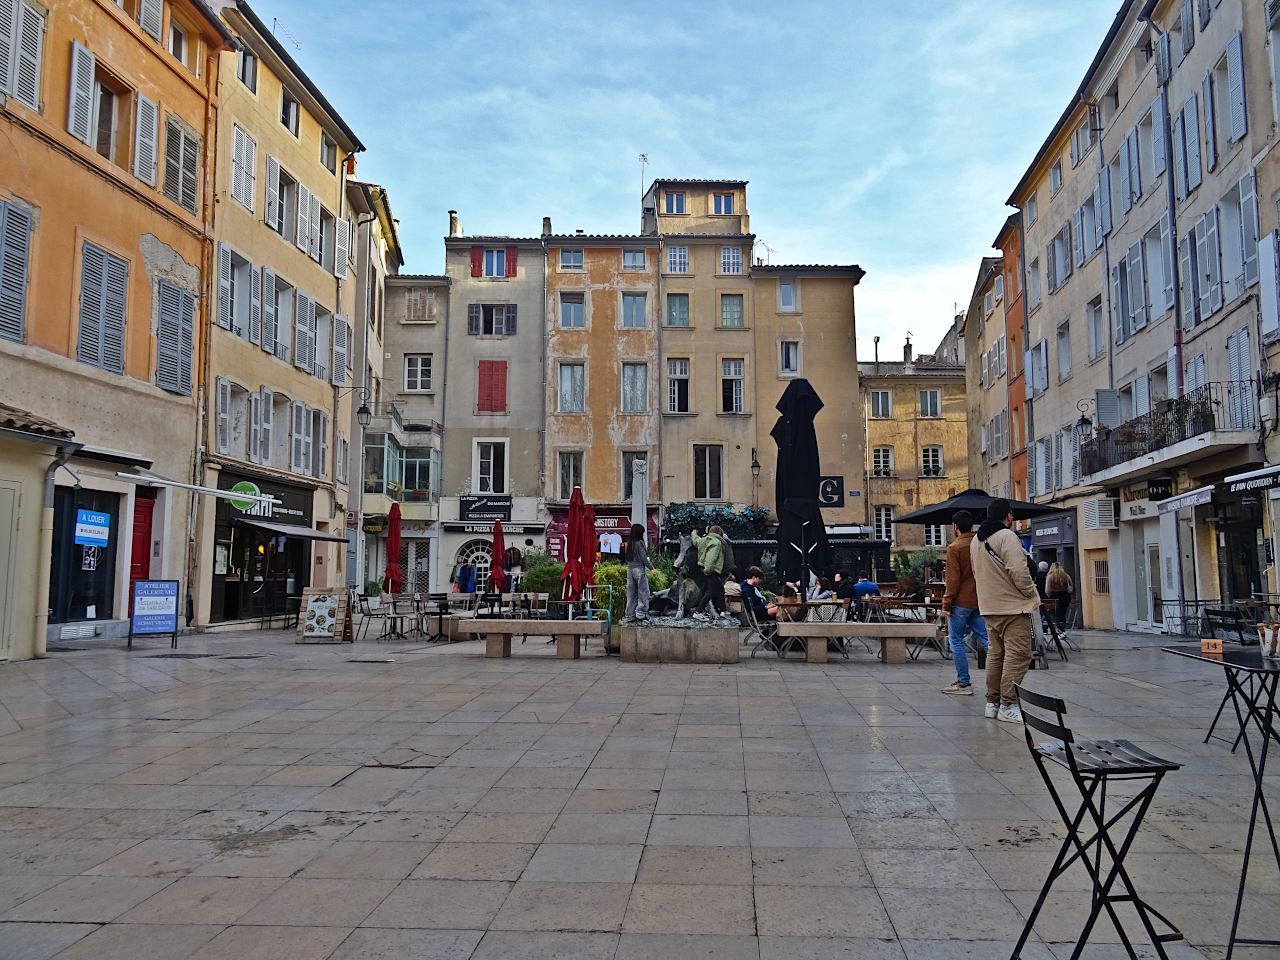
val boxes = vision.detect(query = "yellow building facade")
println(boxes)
[191,0,362,626]
[0,0,230,658]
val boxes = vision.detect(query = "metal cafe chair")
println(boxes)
[1010,684,1183,960]
[744,602,785,659]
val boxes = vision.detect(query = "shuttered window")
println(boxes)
[138,0,162,40]
[77,241,127,374]
[67,39,94,145]
[331,314,348,385]
[477,360,507,413]
[294,292,315,375]
[1,1,44,111]
[231,125,256,211]
[0,200,31,343]
[214,377,230,453]
[333,217,349,278]
[259,386,274,465]
[133,94,159,185]
[162,117,199,214]
[155,279,194,395]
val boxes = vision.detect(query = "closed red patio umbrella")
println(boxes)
[382,502,403,594]
[488,520,506,592]
[560,487,587,601]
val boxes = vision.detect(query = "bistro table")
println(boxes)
[1163,645,1280,957]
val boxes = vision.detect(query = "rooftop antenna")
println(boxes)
[638,153,648,197]
[272,18,301,50]
[757,240,774,265]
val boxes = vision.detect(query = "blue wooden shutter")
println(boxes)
[217,243,232,329]
[1227,31,1246,142]
[101,248,126,373]
[155,279,194,394]
[77,242,104,366]
[467,302,481,335]
[139,0,162,40]
[133,94,159,186]
[0,201,30,343]
[331,314,348,386]
[260,267,275,354]
[67,39,94,146]
[248,262,261,345]
[259,387,274,465]
[12,2,43,110]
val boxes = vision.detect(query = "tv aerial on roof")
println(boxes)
[272,18,301,50]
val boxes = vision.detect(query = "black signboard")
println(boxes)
[817,476,845,508]
[460,495,512,521]
[1225,470,1280,496]
[1147,479,1174,501]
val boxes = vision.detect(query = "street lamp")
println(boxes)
[750,448,761,507]
[1074,398,1093,442]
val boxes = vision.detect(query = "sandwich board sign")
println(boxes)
[129,580,180,649]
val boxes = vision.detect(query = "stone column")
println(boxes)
[630,459,648,537]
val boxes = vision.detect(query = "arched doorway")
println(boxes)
[456,539,492,591]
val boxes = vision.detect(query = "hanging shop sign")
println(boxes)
[1224,465,1280,496]
[818,476,845,508]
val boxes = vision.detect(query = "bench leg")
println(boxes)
[555,635,581,659]
[485,634,512,658]
[881,637,907,664]
[805,636,828,664]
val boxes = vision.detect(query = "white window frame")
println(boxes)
[473,438,509,495]
[721,358,744,414]
[622,249,646,270]
[558,361,586,413]
[921,445,943,477]
[870,389,891,418]
[664,191,686,214]
[667,246,688,273]
[924,524,947,547]
[404,353,432,393]
[919,389,941,418]
[621,292,646,329]
[557,450,583,500]
[621,362,648,413]
[667,358,690,413]
[872,446,894,477]
[560,248,583,270]
[874,505,894,543]
[560,292,584,329]
[780,339,800,376]
[713,193,734,215]
[720,246,742,274]
[693,443,723,501]
[720,293,744,327]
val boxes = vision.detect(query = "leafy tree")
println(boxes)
[660,502,771,544]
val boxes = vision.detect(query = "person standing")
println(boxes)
[971,498,1040,723]
[1046,562,1073,626]
[623,523,654,623]
[940,510,988,695]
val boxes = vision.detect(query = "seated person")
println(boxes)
[851,575,881,619]
[740,566,778,622]
[808,577,835,601]
[834,571,858,602]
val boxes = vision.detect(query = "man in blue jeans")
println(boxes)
[941,510,988,694]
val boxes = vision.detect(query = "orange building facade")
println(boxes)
[997,215,1030,507]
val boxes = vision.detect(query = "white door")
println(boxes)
[0,482,18,659]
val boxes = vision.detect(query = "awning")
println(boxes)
[1223,463,1280,495]
[1157,485,1215,514]
[236,517,348,542]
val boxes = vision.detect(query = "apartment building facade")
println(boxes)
[192,0,363,626]
[0,0,231,658]
[963,257,1012,499]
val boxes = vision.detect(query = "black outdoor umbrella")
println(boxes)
[770,378,832,584]
[895,488,1063,526]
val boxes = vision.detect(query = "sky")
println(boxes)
[251,0,1122,359]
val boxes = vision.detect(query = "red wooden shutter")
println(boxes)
[505,246,518,277]
[493,360,507,410]
[477,361,492,410]
[470,247,483,277]
[478,360,507,412]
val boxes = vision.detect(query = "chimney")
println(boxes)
[448,210,462,237]
[904,337,913,364]
[873,335,880,375]
[541,216,552,236]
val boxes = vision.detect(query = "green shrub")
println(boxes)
[660,502,771,543]
[651,550,677,585]
[521,557,564,596]
[591,563,670,622]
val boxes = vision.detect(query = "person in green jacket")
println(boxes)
[690,526,730,621]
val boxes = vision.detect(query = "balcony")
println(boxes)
[1080,381,1256,485]
[367,402,404,431]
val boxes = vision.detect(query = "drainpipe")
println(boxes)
[35,442,83,657]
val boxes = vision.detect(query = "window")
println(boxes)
[162,117,199,214]
[155,279,194,395]
[266,158,296,240]
[560,292,584,328]
[216,243,250,340]
[667,246,688,273]
[89,66,129,168]
[1093,558,1111,594]
[1026,192,1037,226]
[720,293,744,327]
[0,201,32,343]
[467,302,516,336]
[924,524,947,547]
[558,451,583,500]
[281,91,299,135]
[918,445,943,477]
[402,446,433,500]
[560,248,583,270]
[320,133,337,174]
[721,246,742,274]
[483,248,506,277]
[266,273,292,362]
[167,20,187,65]
[1074,194,1100,264]
[622,292,646,328]
[1218,172,1259,303]
[1050,159,1063,195]
[919,389,940,418]
[405,287,435,323]
[780,340,800,376]
[873,506,894,543]
[1087,295,1105,361]
[476,360,507,413]
[721,358,744,413]
[231,125,256,211]
[558,362,585,412]
[404,354,432,392]
[1027,257,1041,308]
[666,292,689,326]
[1057,320,1071,380]
[1070,116,1095,167]
[1047,221,1073,293]
[623,249,645,270]
[693,444,723,500]
[870,389,891,418]
[1,1,43,110]
[713,193,734,215]
[77,241,127,374]
[316,207,335,269]
[779,281,796,312]
[665,192,685,214]
[236,47,257,92]
[667,358,690,413]
[872,446,894,477]
[621,362,648,412]
[476,441,507,494]
[622,451,647,501]
[984,290,994,315]
[1172,92,1203,200]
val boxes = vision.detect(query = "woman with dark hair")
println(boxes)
[624,523,654,623]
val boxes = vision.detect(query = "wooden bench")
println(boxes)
[774,621,938,664]
[467,618,608,659]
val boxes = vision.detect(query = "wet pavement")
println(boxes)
[0,624,1276,958]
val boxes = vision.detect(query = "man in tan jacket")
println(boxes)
[940,510,988,695]
[970,498,1041,723]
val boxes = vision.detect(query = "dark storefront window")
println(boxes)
[50,486,119,623]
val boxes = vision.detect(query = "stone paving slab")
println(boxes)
[0,626,1275,958]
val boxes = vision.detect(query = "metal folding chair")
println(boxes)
[744,602,785,658]
[1011,684,1183,960]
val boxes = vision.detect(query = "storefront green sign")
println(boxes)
[228,480,261,511]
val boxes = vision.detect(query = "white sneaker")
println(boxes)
[691,612,710,621]
[997,704,1023,724]
[984,702,999,719]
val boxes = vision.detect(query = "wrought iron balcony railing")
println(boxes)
[1080,381,1255,477]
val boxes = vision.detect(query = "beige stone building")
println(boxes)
[193,0,363,626]
[963,257,1012,501]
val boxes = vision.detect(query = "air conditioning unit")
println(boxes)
[1082,497,1119,530]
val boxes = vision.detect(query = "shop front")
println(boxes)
[1029,510,1078,592]
[443,521,546,590]
[546,507,660,563]
[1224,464,1280,596]
[209,471,344,623]
[1119,497,1165,631]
